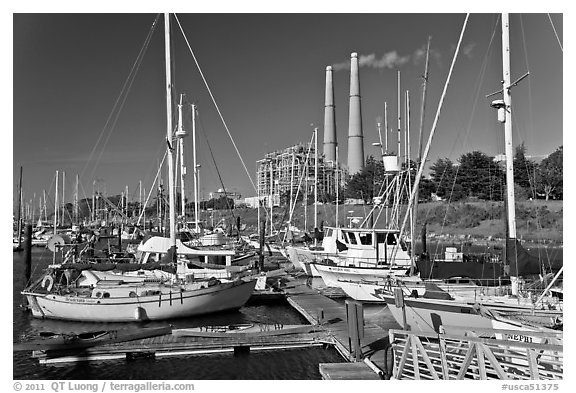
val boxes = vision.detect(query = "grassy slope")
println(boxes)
[211,200,562,244]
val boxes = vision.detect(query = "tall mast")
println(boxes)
[54,170,59,263]
[43,189,47,223]
[314,127,318,246]
[413,36,431,260]
[192,104,199,233]
[501,13,519,295]
[335,146,339,227]
[269,161,273,236]
[92,180,95,223]
[501,13,516,239]
[61,171,65,226]
[74,174,79,225]
[54,171,59,232]
[164,13,176,250]
[176,94,187,219]
[16,166,23,248]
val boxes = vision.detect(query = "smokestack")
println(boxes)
[323,66,337,163]
[347,52,364,175]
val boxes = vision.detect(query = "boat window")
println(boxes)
[102,292,110,298]
[325,228,333,237]
[376,233,387,244]
[359,232,372,245]
[387,234,397,245]
[344,232,357,245]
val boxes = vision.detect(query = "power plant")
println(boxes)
[254,52,366,206]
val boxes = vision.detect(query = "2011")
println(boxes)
[25,384,45,390]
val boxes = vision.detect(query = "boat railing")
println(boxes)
[388,327,563,380]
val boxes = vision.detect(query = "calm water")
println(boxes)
[13,248,344,380]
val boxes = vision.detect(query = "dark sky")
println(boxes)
[12,11,563,212]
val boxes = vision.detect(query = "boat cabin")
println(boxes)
[324,227,411,267]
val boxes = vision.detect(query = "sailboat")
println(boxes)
[22,14,257,322]
[381,13,562,336]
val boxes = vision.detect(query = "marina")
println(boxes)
[13,11,563,382]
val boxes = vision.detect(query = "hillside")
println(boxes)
[220,200,562,245]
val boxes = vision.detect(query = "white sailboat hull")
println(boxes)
[382,294,556,342]
[24,279,257,322]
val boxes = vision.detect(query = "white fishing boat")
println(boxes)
[22,13,257,322]
[311,227,412,285]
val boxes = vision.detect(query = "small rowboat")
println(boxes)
[172,324,319,338]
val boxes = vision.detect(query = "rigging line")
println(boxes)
[174,14,257,193]
[88,27,157,183]
[196,112,236,221]
[136,150,168,226]
[547,14,563,52]
[81,14,160,182]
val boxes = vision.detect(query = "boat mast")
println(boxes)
[192,104,200,233]
[501,13,518,295]
[164,13,177,253]
[176,94,187,220]
[74,174,79,225]
[16,166,23,248]
[61,171,65,227]
[314,127,318,247]
[335,146,339,227]
[55,171,59,232]
[413,36,431,259]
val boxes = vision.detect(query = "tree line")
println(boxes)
[345,144,563,203]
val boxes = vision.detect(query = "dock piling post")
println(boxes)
[24,224,33,285]
[346,299,364,361]
[259,220,266,272]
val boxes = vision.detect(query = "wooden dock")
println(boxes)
[31,325,331,364]
[284,278,392,379]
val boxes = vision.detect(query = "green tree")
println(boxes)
[345,156,385,203]
[429,157,463,200]
[456,151,504,201]
[536,146,563,200]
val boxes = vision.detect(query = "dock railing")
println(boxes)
[388,327,562,380]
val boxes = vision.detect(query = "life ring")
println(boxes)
[41,275,54,292]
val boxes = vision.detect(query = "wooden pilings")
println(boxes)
[24,224,32,285]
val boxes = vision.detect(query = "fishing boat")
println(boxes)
[21,13,257,322]
[312,226,412,286]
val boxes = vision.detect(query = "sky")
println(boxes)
[10,6,564,214]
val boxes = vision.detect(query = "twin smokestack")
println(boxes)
[322,52,364,175]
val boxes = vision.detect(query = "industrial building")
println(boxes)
[255,143,342,207]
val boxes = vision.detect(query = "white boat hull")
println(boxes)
[24,279,257,322]
[382,294,557,342]
[313,263,410,287]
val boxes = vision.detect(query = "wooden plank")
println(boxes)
[319,362,381,380]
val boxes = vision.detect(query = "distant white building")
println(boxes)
[244,195,280,208]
